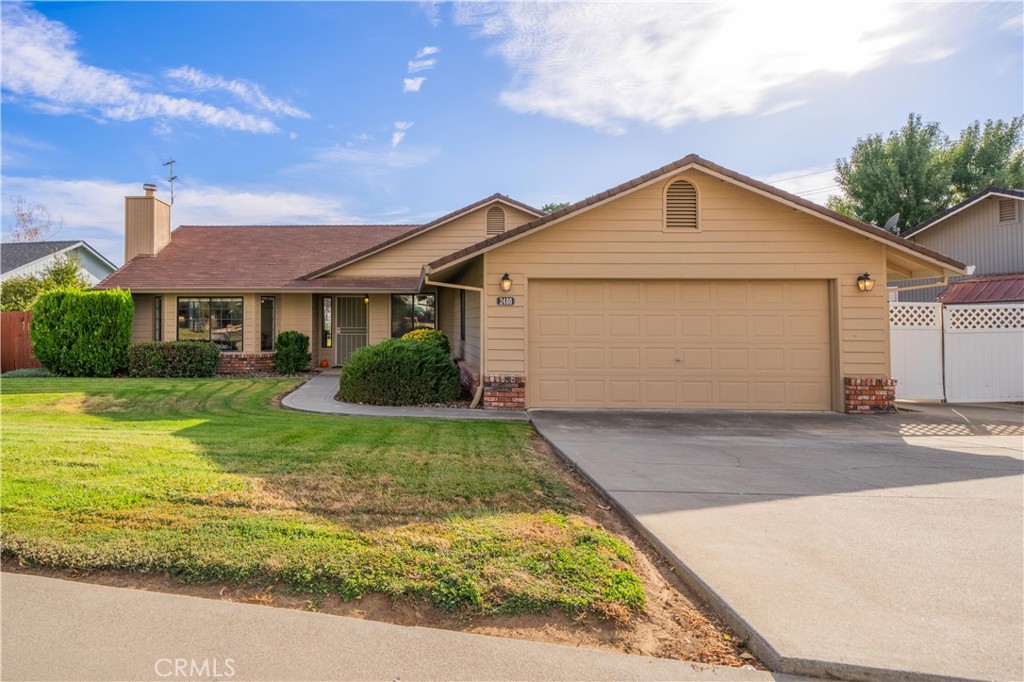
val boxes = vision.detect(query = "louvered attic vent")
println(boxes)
[666,179,698,230]
[486,205,506,235]
[998,198,1018,223]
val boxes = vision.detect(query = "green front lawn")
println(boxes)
[0,378,644,617]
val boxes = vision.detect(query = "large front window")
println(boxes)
[391,293,435,338]
[177,297,243,352]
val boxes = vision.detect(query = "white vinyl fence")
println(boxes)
[890,302,1024,402]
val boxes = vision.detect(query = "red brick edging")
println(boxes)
[217,352,277,374]
[483,374,525,410]
[844,377,897,414]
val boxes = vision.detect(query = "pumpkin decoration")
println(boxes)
[319,359,329,368]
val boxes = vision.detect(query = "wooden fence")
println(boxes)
[1,311,42,373]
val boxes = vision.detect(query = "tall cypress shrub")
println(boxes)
[31,288,134,376]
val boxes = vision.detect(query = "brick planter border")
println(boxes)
[217,352,277,375]
[844,376,897,414]
[483,374,525,410]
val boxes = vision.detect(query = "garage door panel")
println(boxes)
[572,315,604,337]
[528,280,831,409]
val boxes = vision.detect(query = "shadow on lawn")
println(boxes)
[66,379,577,529]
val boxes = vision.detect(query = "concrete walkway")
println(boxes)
[282,369,530,421]
[531,405,1024,682]
[0,573,800,682]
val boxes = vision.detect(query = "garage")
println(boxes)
[528,279,832,409]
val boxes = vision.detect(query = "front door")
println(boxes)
[336,296,368,365]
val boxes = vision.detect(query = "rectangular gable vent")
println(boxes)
[998,198,1018,223]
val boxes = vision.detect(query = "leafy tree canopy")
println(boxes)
[827,114,1024,234]
[541,202,572,214]
[1,255,89,311]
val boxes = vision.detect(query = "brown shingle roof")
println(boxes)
[937,273,1024,304]
[304,193,543,279]
[96,225,417,291]
[426,154,966,273]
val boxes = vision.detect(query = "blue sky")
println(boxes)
[2,1,1022,265]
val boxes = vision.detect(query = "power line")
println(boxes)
[795,185,840,196]
[763,168,834,184]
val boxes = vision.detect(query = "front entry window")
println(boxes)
[391,293,435,337]
[260,296,276,351]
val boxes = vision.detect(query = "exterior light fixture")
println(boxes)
[857,273,875,292]
[363,295,370,304]
[500,273,513,292]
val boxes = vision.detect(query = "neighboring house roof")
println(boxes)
[1,240,115,274]
[305,193,542,279]
[904,187,1024,238]
[425,154,966,274]
[937,273,1024,304]
[95,225,417,291]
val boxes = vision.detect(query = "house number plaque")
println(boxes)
[496,296,515,306]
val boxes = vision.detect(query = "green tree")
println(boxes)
[828,114,1024,234]
[0,275,43,312]
[541,202,572,213]
[827,114,951,233]
[944,117,1024,202]
[0,255,89,311]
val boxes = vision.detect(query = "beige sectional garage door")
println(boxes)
[528,280,832,410]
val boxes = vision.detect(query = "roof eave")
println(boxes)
[305,195,543,280]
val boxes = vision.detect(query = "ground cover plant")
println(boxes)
[0,378,643,618]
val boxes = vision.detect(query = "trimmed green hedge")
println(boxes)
[128,341,221,377]
[30,288,133,377]
[273,330,311,373]
[339,338,460,405]
[401,328,452,355]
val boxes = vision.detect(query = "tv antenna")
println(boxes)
[162,158,178,205]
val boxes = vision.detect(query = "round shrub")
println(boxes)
[273,330,311,374]
[401,328,451,355]
[339,338,460,405]
[30,288,133,377]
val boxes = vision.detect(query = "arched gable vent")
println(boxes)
[666,179,698,230]
[486,205,506,235]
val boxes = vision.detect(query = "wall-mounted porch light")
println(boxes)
[856,273,875,292]
[500,273,513,292]
[363,295,370,304]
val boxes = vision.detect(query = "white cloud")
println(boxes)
[407,58,437,73]
[166,66,310,119]
[420,1,442,27]
[1,176,360,263]
[300,144,438,171]
[403,77,426,93]
[391,121,414,148]
[416,46,441,59]
[454,2,943,133]
[289,132,299,140]
[0,4,281,133]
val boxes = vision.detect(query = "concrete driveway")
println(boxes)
[530,404,1024,682]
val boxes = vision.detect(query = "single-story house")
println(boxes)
[891,187,1023,302]
[1,240,116,285]
[96,155,965,412]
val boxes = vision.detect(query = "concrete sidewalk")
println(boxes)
[282,370,530,421]
[532,406,1024,682]
[0,573,797,682]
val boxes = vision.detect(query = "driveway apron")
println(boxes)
[530,405,1024,682]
